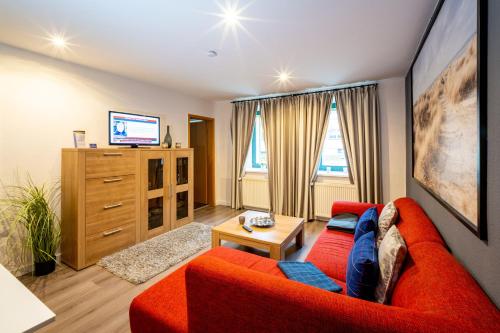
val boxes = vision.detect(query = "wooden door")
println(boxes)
[190,121,208,205]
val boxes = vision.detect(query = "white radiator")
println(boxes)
[242,176,357,217]
[242,176,270,210]
[314,182,358,219]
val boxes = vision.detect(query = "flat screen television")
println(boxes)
[109,111,160,147]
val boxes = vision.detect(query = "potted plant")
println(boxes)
[2,176,60,276]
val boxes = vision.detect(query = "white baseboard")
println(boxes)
[216,200,230,206]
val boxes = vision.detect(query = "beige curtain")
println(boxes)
[261,91,333,220]
[334,85,382,203]
[230,100,258,209]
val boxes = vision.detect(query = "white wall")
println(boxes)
[0,43,212,270]
[213,100,232,206]
[0,43,212,185]
[378,77,406,202]
[212,77,407,206]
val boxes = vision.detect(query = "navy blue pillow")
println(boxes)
[346,231,379,300]
[353,207,378,242]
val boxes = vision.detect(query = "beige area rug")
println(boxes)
[97,222,211,284]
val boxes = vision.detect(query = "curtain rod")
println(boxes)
[231,80,378,103]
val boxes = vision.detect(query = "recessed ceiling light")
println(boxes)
[273,69,294,87]
[50,34,67,48]
[207,50,218,57]
[278,71,290,82]
[204,1,257,46]
[221,4,242,27]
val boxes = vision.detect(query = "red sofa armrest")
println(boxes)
[331,201,384,218]
[185,256,458,333]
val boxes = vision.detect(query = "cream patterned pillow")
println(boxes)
[376,201,398,247]
[375,225,407,304]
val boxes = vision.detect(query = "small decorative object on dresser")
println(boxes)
[163,125,172,148]
[175,142,181,148]
[73,130,85,148]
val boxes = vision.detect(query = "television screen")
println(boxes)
[109,111,160,146]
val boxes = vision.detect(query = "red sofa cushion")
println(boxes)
[130,265,188,333]
[331,201,384,217]
[392,241,500,332]
[130,247,348,333]
[393,198,444,247]
[130,247,286,333]
[305,229,353,282]
[185,256,463,333]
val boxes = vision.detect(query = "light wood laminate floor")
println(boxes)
[20,206,326,333]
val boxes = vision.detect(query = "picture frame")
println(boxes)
[407,0,487,240]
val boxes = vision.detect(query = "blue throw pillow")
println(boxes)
[353,207,378,242]
[346,231,379,300]
[327,213,358,233]
[278,261,342,293]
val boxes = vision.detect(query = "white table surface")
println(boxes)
[0,264,55,333]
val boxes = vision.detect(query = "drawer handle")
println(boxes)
[103,152,123,157]
[103,177,123,183]
[103,228,123,237]
[103,202,123,210]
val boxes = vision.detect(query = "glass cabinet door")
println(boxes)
[147,158,164,231]
[148,197,163,230]
[176,157,189,185]
[176,191,189,220]
[171,150,193,229]
[141,152,170,240]
[148,158,163,190]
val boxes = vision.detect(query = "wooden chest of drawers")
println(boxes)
[61,147,194,270]
[61,149,140,270]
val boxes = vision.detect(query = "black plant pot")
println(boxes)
[34,259,56,276]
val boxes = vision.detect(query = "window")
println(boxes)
[318,102,349,177]
[245,102,348,176]
[245,111,268,171]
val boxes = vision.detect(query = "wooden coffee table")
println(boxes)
[212,211,305,260]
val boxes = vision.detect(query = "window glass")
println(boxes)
[245,111,267,171]
[318,102,349,177]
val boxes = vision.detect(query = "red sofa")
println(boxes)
[129,198,500,333]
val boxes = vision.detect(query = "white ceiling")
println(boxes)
[0,0,437,100]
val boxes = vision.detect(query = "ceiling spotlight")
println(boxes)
[50,34,67,48]
[207,50,218,57]
[221,4,242,27]
[278,72,290,82]
[273,69,294,87]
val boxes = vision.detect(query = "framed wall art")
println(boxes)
[409,0,487,239]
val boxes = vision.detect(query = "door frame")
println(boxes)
[188,114,216,207]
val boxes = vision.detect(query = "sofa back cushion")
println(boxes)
[393,198,444,247]
[391,242,500,332]
[353,207,378,242]
[331,201,384,218]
